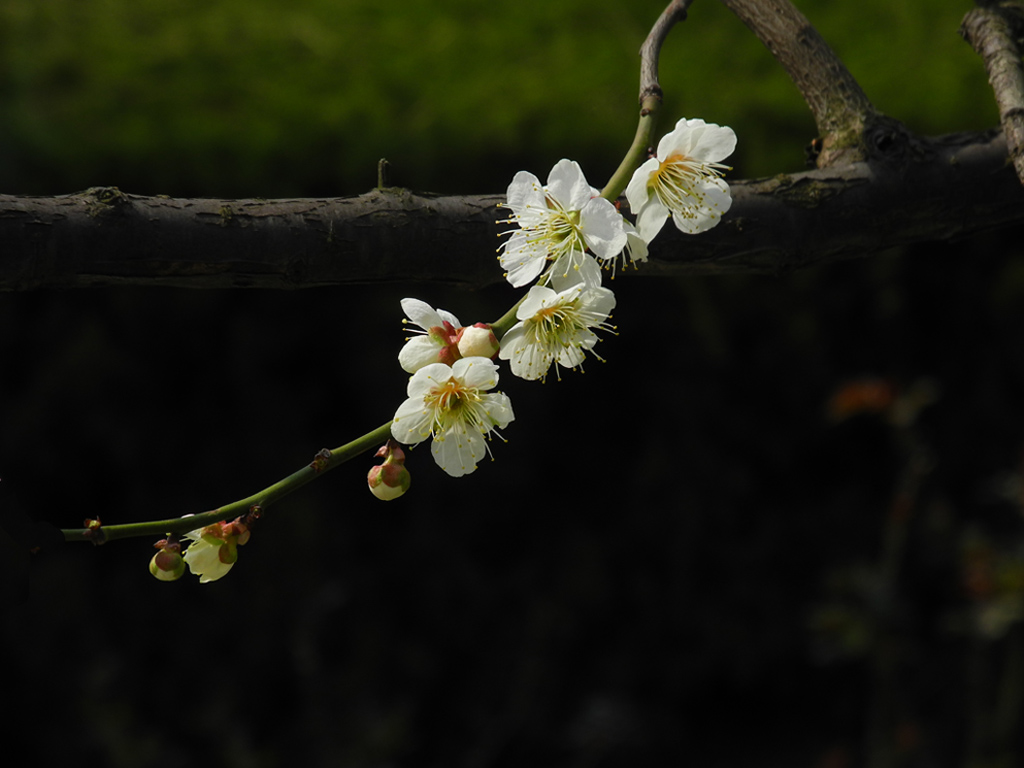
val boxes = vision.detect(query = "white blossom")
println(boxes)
[398,298,462,373]
[498,159,627,288]
[182,520,249,584]
[499,270,616,381]
[625,118,736,242]
[391,357,514,477]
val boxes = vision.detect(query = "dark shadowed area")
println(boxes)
[2,1,1023,767]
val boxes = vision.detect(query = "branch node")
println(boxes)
[82,517,107,546]
[84,186,130,218]
[377,158,392,189]
[638,0,692,107]
[310,448,333,473]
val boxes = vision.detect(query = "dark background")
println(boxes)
[3,1,1024,766]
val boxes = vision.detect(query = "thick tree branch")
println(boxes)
[0,187,506,291]
[0,2,1019,292]
[960,2,1024,184]
[717,0,880,167]
[647,131,1023,275]
[0,131,1019,291]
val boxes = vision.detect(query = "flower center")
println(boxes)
[524,296,607,354]
[426,377,485,433]
[539,201,585,253]
[428,378,468,410]
[650,152,729,217]
[534,304,573,333]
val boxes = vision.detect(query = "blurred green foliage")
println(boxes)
[0,0,998,197]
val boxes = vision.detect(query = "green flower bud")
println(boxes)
[368,440,411,500]
[149,547,185,582]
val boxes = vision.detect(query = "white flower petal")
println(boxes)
[687,120,737,163]
[481,392,514,429]
[399,336,443,374]
[670,178,732,234]
[546,159,592,210]
[506,170,545,212]
[400,298,442,329]
[517,285,558,320]
[581,285,616,317]
[547,249,600,289]
[625,157,660,213]
[556,340,591,369]
[497,324,524,359]
[437,309,461,328]
[431,425,486,477]
[499,231,549,288]
[634,198,670,243]
[391,396,433,445]
[658,118,699,158]
[406,363,453,396]
[499,324,549,380]
[621,220,649,264]
[548,253,603,292]
[579,197,628,261]
[452,356,499,390]
[183,537,233,583]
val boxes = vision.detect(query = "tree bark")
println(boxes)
[960,2,1024,184]
[0,131,1018,292]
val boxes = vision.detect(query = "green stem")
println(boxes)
[490,294,528,339]
[600,95,662,203]
[61,4,680,549]
[62,421,394,544]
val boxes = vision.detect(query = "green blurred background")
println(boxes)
[0,0,999,196]
[3,2,1024,767]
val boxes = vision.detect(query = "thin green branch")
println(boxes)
[58,2,692,552]
[61,421,393,544]
[600,99,661,202]
[490,294,528,339]
[600,0,693,201]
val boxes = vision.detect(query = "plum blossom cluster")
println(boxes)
[388,298,513,479]
[384,117,735,487]
[499,118,735,289]
[495,117,735,380]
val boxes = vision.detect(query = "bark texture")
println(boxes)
[0,132,1019,291]
[960,2,1024,183]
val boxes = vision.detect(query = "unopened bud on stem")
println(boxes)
[149,538,185,582]
[368,440,411,500]
[456,324,500,359]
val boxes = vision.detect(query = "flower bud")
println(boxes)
[149,541,185,582]
[457,324,500,359]
[428,323,462,367]
[368,440,411,500]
